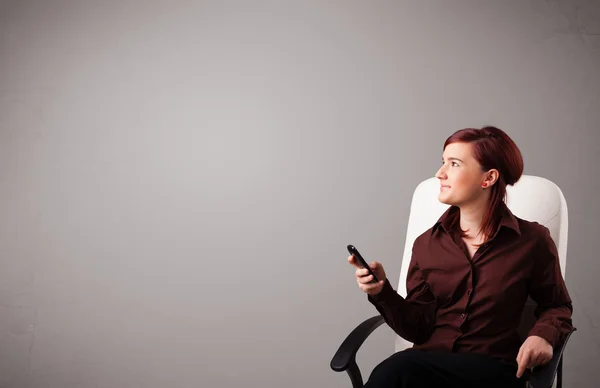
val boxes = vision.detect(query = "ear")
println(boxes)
[483,169,499,188]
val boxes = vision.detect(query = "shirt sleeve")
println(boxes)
[367,245,437,345]
[528,226,576,347]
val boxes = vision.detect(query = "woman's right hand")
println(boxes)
[348,255,387,295]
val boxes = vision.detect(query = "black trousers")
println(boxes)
[364,349,527,388]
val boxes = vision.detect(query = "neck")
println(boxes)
[458,194,490,238]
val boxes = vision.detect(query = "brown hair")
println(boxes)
[443,126,524,241]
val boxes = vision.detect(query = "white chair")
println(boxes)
[331,175,573,388]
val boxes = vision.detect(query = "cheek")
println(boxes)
[451,173,477,195]
[450,171,468,186]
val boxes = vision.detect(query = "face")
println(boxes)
[435,142,494,206]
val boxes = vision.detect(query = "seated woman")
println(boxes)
[348,126,574,388]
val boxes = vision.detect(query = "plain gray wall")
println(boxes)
[1,1,598,387]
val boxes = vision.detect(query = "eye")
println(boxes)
[452,161,459,167]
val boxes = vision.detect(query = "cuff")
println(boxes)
[368,278,398,305]
[528,324,560,348]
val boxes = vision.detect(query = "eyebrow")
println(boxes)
[443,157,465,163]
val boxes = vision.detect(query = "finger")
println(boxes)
[358,275,374,284]
[530,353,543,368]
[527,355,537,369]
[534,356,547,368]
[516,352,530,378]
[534,353,550,367]
[533,351,549,367]
[359,280,383,292]
[355,268,370,277]
[516,346,523,367]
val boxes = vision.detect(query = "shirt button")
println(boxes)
[467,289,472,295]
[460,313,466,319]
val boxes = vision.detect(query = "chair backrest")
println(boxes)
[394,175,569,352]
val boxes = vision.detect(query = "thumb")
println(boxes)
[348,255,360,268]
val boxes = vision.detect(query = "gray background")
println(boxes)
[1,1,598,387]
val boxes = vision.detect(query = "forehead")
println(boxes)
[443,142,474,160]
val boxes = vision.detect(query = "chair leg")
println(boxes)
[557,356,563,388]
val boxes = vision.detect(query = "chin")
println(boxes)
[438,193,450,204]
[438,194,457,206]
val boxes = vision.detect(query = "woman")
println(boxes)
[348,126,574,388]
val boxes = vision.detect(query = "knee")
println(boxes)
[364,351,417,388]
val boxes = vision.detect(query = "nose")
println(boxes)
[435,164,447,180]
